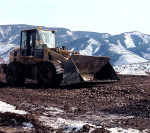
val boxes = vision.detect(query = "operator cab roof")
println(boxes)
[22,28,56,33]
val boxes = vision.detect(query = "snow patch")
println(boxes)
[114,61,150,75]
[38,106,92,131]
[109,43,148,65]
[59,35,66,38]
[38,106,135,132]
[131,31,150,44]
[141,52,150,60]
[37,105,149,133]
[22,122,34,128]
[114,54,147,66]
[5,26,11,36]
[88,38,99,45]
[8,34,20,44]
[0,43,18,62]
[117,40,123,48]
[105,39,109,43]
[0,101,28,115]
[70,48,75,51]
[44,107,64,115]
[66,30,73,36]
[0,27,4,37]
[39,116,86,131]
[109,43,129,55]
[80,38,101,55]
[102,33,110,38]
[124,33,136,48]
[80,45,93,55]
[108,127,140,133]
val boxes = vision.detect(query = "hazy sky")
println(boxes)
[0,0,150,35]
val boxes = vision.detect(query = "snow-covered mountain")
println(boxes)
[0,24,150,66]
[114,62,150,75]
[0,43,18,61]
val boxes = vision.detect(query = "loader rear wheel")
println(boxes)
[37,62,56,86]
[6,62,25,85]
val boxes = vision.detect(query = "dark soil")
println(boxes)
[0,74,150,132]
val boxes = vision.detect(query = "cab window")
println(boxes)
[21,31,27,49]
[36,30,55,49]
[30,31,36,48]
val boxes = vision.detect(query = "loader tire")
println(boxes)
[6,62,25,86]
[56,73,63,85]
[37,62,56,86]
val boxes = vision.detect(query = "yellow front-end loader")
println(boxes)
[0,28,120,86]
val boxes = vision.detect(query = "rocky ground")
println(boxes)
[0,74,150,133]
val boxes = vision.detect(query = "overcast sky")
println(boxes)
[0,0,150,35]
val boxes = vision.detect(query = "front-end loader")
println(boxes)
[0,28,120,86]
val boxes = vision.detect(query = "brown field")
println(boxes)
[0,74,150,132]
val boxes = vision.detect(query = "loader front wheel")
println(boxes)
[37,62,56,86]
[6,62,25,85]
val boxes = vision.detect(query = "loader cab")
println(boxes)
[20,29,55,58]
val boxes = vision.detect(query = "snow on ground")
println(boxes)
[38,106,92,130]
[114,61,150,75]
[0,44,16,54]
[0,101,148,132]
[0,27,4,37]
[108,127,140,133]
[66,30,73,36]
[108,128,150,133]
[0,101,27,115]
[8,34,20,44]
[38,106,88,130]
[109,43,148,66]
[114,54,148,66]
[0,43,18,62]
[80,38,101,55]
[39,116,88,132]
[22,122,34,128]
[0,101,35,130]
[37,105,145,133]
[131,31,150,44]
[141,52,150,60]
[102,33,110,38]
[124,33,136,48]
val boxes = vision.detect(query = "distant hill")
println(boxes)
[0,24,150,66]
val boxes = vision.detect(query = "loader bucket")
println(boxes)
[63,55,120,85]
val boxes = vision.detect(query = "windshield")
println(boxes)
[36,30,55,49]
